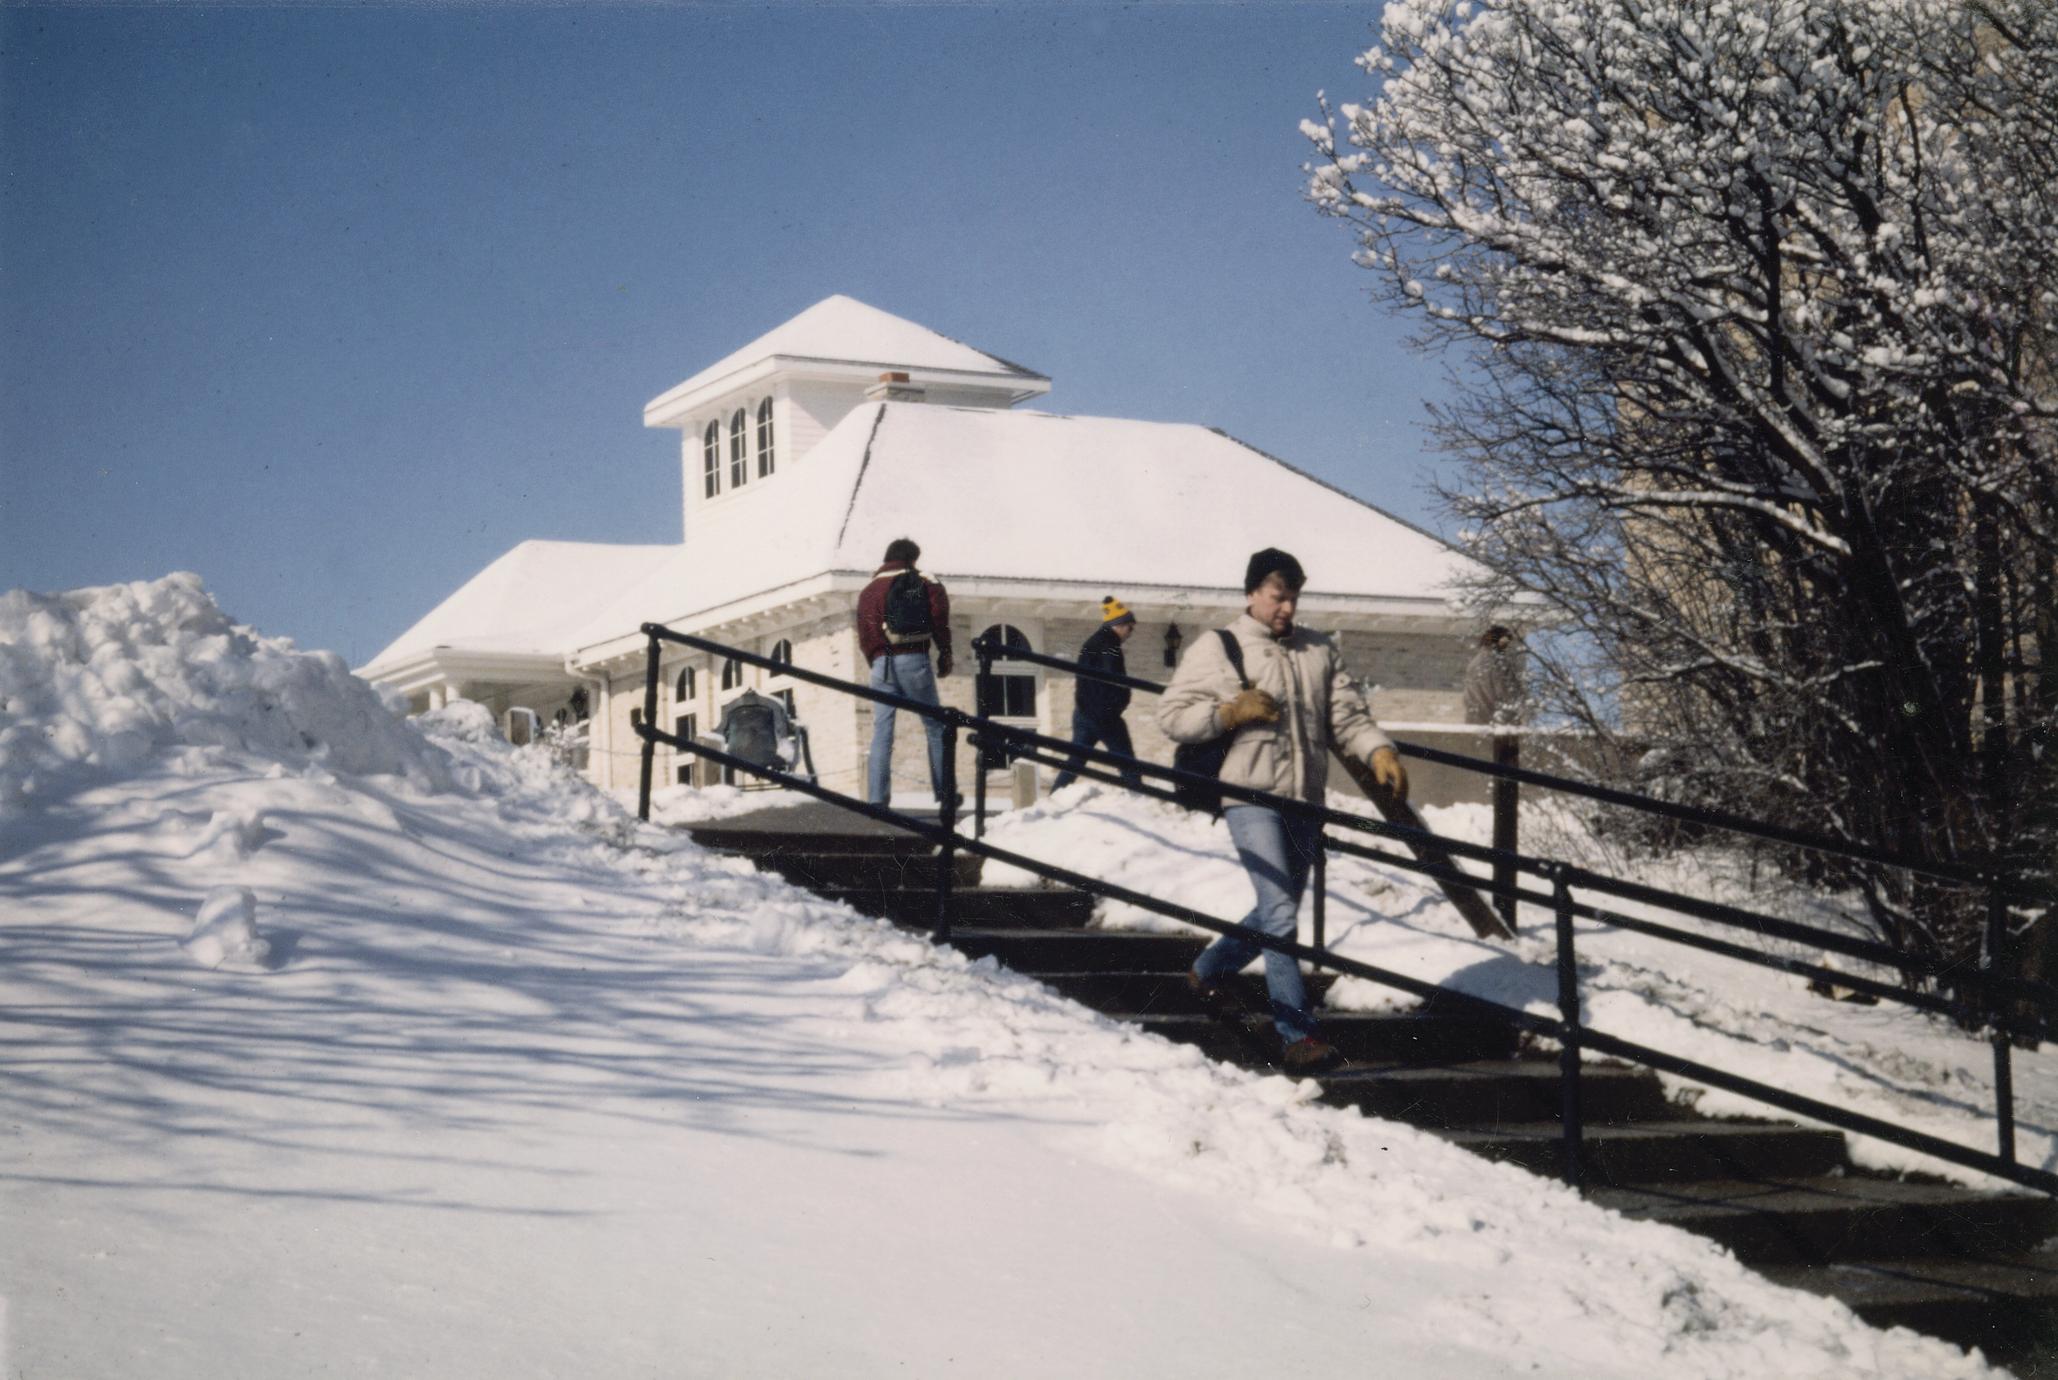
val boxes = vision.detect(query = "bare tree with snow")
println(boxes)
[1306,0,2057,962]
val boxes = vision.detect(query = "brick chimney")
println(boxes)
[865,370,926,403]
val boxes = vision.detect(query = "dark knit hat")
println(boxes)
[1244,547,1306,594]
[1100,596,1136,628]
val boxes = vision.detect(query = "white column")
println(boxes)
[596,674,614,791]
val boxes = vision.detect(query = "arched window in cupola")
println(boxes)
[702,422,722,498]
[729,409,749,489]
[756,397,775,478]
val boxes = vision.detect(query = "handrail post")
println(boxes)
[637,632,660,822]
[933,723,961,944]
[1986,880,2017,1167]
[973,637,996,838]
[1492,731,1520,932]
[1553,869,1584,1193]
[972,730,991,840]
[1311,828,1328,964]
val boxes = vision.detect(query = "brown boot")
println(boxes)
[1281,1037,1343,1075]
[1186,968,1247,1016]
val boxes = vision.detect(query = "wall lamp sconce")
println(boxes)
[1163,622,1183,669]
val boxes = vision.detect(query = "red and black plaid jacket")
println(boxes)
[855,562,953,665]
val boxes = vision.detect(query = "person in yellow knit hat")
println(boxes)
[1051,597,1146,793]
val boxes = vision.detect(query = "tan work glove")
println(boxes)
[1368,745,1409,802]
[1216,688,1280,732]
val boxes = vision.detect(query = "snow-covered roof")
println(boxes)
[568,403,1484,660]
[360,540,679,676]
[643,296,1049,426]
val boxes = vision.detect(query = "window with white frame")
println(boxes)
[720,658,744,692]
[728,409,748,489]
[674,665,696,702]
[766,639,795,716]
[674,710,699,786]
[756,397,775,478]
[702,422,722,498]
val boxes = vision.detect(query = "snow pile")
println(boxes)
[0,573,450,814]
[641,780,820,826]
[185,806,278,866]
[0,579,2014,1377]
[984,783,2058,1188]
[181,885,272,970]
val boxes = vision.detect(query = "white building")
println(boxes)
[360,295,1503,803]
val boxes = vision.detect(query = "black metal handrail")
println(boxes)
[637,625,2051,1195]
[992,638,2056,1034]
[973,634,2040,901]
[964,710,2058,1014]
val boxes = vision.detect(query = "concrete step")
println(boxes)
[1311,1059,1668,1127]
[828,887,1096,929]
[754,851,984,890]
[1759,1249,2058,1369]
[687,826,932,857]
[1590,1176,2058,1267]
[1438,1119,1848,1187]
[1122,1012,1520,1068]
[947,927,1209,974]
[1032,968,1340,1016]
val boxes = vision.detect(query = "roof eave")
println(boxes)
[643,356,1050,429]
[562,571,1533,667]
[568,574,852,668]
[356,647,575,693]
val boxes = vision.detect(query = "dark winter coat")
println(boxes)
[1075,625,1132,721]
[855,561,953,666]
[1463,645,1527,725]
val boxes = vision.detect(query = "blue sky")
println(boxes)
[1,1,1453,665]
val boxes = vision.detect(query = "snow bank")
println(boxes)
[0,577,2014,1377]
[0,573,451,814]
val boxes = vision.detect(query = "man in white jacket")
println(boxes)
[1156,548,1408,1074]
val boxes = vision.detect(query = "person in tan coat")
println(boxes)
[1157,547,1408,1074]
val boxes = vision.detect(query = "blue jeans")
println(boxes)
[868,652,949,807]
[1051,711,1144,793]
[1192,805,1322,1044]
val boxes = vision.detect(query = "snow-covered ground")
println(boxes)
[0,576,2018,1377]
[982,781,2058,1190]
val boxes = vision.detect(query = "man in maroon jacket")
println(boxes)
[856,537,954,809]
